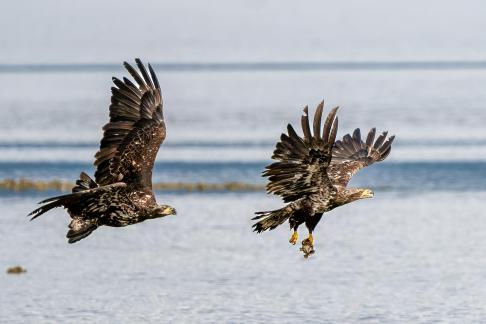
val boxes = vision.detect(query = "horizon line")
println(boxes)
[1,60,486,73]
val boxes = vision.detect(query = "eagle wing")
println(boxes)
[328,128,395,189]
[263,102,339,203]
[94,58,165,189]
[65,187,138,223]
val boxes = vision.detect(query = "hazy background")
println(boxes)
[2,0,486,63]
[1,1,486,323]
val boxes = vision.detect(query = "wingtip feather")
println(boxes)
[313,101,324,140]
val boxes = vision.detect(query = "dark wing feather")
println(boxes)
[329,128,395,188]
[264,102,339,203]
[94,58,165,189]
[65,187,139,225]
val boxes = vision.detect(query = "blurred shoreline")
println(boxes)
[0,178,264,193]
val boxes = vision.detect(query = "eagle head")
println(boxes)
[344,188,374,204]
[359,188,374,199]
[151,204,177,218]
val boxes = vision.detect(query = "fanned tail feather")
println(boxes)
[252,205,294,233]
[29,172,98,221]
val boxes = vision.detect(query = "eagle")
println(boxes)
[29,59,176,243]
[252,101,394,257]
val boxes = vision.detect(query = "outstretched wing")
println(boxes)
[263,102,339,203]
[328,128,395,189]
[94,58,165,189]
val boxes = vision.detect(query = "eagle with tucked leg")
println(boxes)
[29,59,176,243]
[252,101,394,257]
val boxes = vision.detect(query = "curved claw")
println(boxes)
[289,231,298,245]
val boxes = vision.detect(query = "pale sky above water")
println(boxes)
[1,0,486,63]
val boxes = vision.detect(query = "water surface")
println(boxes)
[1,61,486,323]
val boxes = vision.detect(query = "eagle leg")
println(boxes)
[307,233,314,246]
[289,230,298,245]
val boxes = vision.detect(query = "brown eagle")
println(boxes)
[29,59,176,243]
[252,101,394,257]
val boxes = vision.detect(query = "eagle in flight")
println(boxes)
[29,59,176,243]
[252,101,394,257]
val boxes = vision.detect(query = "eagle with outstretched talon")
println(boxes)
[29,59,176,243]
[252,101,394,257]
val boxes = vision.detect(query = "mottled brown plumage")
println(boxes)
[29,59,176,243]
[253,101,394,256]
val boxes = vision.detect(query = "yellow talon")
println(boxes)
[308,233,314,246]
[289,231,298,245]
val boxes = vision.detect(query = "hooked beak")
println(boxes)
[165,206,177,215]
[362,189,374,199]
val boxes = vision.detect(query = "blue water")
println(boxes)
[1,66,486,324]
[1,67,485,323]
[2,161,486,193]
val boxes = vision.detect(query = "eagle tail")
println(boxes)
[28,172,97,221]
[66,218,99,244]
[28,195,73,221]
[252,205,294,233]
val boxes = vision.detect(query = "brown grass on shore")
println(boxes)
[0,178,264,192]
